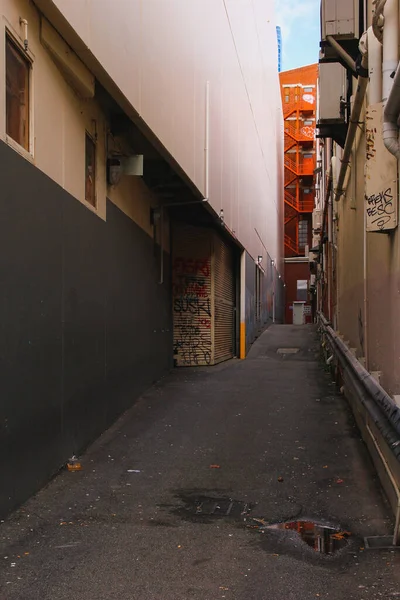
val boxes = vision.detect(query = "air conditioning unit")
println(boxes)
[318,62,346,122]
[321,0,360,40]
[313,209,322,232]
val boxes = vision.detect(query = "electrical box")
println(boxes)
[321,0,360,40]
[318,62,345,122]
[313,209,322,233]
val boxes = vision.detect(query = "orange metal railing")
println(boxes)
[284,234,298,255]
[284,189,314,213]
[283,96,315,117]
[284,155,314,176]
[284,122,315,143]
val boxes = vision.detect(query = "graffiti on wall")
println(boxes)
[300,126,315,139]
[173,257,212,365]
[365,104,398,232]
[365,187,395,231]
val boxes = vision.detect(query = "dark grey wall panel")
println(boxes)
[0,141,63,516]
[62,197,107,454]
[105,202,172,424]
[0,141,172,518]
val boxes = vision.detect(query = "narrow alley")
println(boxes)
[1,326,399,600]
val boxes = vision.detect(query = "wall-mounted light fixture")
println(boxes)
[257,255,263,265]
[20,18,28,51]
[107,154,144,186]
[219,208,224,222]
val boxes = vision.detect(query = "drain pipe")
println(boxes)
[382,0,400,158]
[382,0,398,104]
[334,32,369,202]
[368,27,383,104]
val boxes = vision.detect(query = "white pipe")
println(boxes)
[368,27,382,104]
[382,0,398,104]
[382,0,400,157]
[204,81,210,200]
[372,0,387,44]
[363,193,369,368]
[272,271,276,324]
[383,68,400,158]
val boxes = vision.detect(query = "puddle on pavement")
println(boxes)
[261,520,351,554]
[168,492,351,557]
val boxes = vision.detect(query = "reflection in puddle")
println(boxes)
[266,521,351,554]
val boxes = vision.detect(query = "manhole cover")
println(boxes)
[250,519,351,554]
[277,348,299,355]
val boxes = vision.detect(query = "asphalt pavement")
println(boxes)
[1,325,399,599]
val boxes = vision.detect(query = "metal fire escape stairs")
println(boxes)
[283,96,315,256]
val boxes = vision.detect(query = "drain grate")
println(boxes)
[364,536,400,550]
[195,499,250,518]
[277,348,299,355]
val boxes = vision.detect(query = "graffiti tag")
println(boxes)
[366,187,394,231]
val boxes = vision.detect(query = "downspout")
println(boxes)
[382,0,400,158]
[334,32,369,202]
[328,156,337,322]
[319,163,333,316]
[382,0,398,104]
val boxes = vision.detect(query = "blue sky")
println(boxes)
[275,0,320,71]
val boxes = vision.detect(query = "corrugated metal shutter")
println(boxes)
[173,224,212,367]
[213,234,235,363]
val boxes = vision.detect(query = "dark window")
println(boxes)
[85,133,96,206]
[297,279,308,301]
[298,220,308,249]
[6,35,30,151]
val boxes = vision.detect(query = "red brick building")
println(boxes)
[280,64,318,323]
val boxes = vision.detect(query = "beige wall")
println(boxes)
[0,0,159,237]
[333,96,400,395]
[336,121,366,357]
[34,0,283,267]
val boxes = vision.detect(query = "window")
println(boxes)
[284,87,289,103]
[85,133,96,206]
[6,35,30,151]
[297,280,308,302]
[298,220,308,249]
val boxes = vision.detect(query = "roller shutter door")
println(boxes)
[213,234,235,363]
[173,224,212,367]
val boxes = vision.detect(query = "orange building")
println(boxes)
[279,64,318,323]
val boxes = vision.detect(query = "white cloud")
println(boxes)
[275,0,320,66]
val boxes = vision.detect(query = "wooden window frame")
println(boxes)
[85,131,97,207]
[5,32,31,154]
